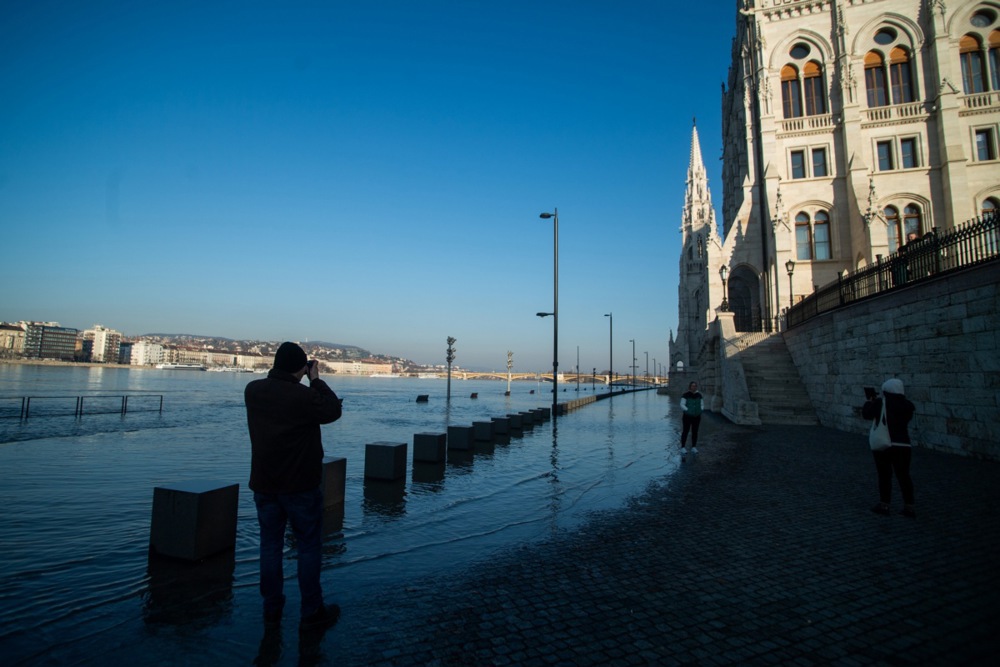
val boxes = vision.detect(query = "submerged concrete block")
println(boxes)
[413,432,446,463]
[447,425,474,450]
[473,421,494,441]
[150,480,239,561]
[322,456,347,508]
[365,442,407,480]
[506,413,524,430]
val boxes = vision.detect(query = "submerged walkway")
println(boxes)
[295,414,1000,666]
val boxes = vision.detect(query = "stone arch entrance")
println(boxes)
[728,265,762,332]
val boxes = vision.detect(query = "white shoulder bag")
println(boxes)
[869,401,891,451]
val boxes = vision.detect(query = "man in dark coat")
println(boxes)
[245,341,342,629]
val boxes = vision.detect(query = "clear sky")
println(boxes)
[1,0,734,373]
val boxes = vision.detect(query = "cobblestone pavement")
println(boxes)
[277,415,1000,666]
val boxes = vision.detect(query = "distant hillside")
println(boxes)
[140,334,369,358]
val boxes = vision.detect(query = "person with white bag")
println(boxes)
[862,378,917,517]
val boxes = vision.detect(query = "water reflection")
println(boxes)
[362,479,407,518]
[142,550,234,628]
[412,461,445,487]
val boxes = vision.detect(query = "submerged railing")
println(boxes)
[788,212,999,329]
[0,394,164,419]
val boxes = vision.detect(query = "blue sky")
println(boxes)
[1,0,734,372]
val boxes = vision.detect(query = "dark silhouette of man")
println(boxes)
[245,341,342,630]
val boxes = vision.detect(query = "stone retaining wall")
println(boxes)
[784,261,999,460]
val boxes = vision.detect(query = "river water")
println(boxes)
[0,364,682,665]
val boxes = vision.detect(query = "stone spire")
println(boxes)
[682,121,719,241]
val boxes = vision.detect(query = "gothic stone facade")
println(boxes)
[719,0,1000,333]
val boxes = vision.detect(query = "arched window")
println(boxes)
[865,51,890,107]
[990,30,1000,91]
[795,210,833,260]
[889,47,915,103]
[884,206,902,252]
[795,212,812,259]
[961,35,988,93]
[903,204,923,239]
[814,211,831,260]
[803,61,827,115]
[781,65,803,118]
[982,197,999,218]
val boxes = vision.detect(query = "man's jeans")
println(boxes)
[253,487,324,616]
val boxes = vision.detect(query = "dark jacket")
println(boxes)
[245,369,342,493]
[862,392,915,445]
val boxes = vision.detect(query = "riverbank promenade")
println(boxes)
[307,414,1000,666]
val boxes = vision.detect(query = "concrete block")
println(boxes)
[413,432,446,463]
[519,411,536,427]
[322,456,346,508]
[473,421,494,441]
[538,407,551,420]
[506,413,523,429]
[491,417,510,434]
[365,442,407,480]
[150,480,239,561]
[447,425,475,450]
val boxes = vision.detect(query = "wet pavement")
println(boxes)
[264,414,1000,666]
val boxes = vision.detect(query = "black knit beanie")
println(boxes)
[274,342,308,373]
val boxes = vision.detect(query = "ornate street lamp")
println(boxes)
[719,265,730,312]
[785,259,796,309]
[446,337,456,401]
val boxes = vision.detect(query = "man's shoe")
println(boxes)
[691,446,698,454]
[680,447,687,455]
[301,603,340,630]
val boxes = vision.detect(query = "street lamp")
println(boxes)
[604,313,612,392]
[719,265,730,312]
[536,312,557,412]
[785,259,795,309]
[446,337,456,401]
[629,338,636,389]
[540,209,559,418]
[644,351,648,386]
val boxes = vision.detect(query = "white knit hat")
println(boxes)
[882,378,905,395]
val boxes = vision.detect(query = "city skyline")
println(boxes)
[1,1,734,370]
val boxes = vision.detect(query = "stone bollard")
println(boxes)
[447,425,475,450]
[491,417,510,434]
[413,432,447,463]
[322,457,347,508]
[506,413,524,430]
[519,411,536,428]
[364,442,407,481]
[473,420,494,442]
[539,407,551,420]
[532,408,548,422]
[416,395,429,403]
[150,480,239,561]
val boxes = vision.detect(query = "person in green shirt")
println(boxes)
[679,381,704,455]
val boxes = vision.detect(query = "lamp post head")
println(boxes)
[604,313,611,317]
[785,259,795,276]
[539,212,555,220]
[719,265,728,282]
[536,312,553,318]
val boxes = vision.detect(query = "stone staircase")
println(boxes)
[733,333,819,425]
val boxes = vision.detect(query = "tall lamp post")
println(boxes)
[644,351,648,386]
[719,265,730,311]
[539,209,559,418]
[785,259,795,309]
[629,338,636,389]
[505,350,513,396]
[446,337,456,401]
[604,313,613,392]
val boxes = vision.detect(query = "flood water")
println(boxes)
[0,364,682,665]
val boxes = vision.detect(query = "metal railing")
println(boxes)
[0,394,164,419]
[787,212,999,329]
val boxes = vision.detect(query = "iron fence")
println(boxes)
[787,211,999,329]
